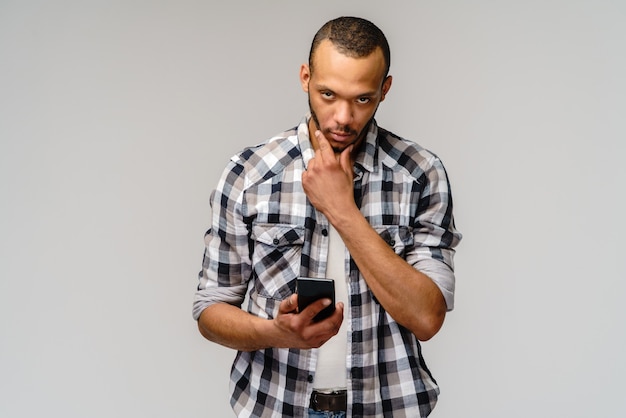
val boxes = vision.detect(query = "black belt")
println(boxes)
[309,389,347,412]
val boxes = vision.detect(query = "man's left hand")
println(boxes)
[302,131,356,221]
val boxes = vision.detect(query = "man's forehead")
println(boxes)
[310,40,387,87]
[311,40,385,76]
[313,39,384,63]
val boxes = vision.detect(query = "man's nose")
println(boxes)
[334,101,353,126]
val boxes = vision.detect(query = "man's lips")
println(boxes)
[329,131,354,142]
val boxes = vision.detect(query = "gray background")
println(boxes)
[1,1,625,417]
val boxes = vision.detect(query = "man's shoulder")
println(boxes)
[375,126,441,175]
[228,126,301,182]
[234,126,299,162]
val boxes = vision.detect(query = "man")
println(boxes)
[193,16,462,417]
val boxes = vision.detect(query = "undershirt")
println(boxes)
[313,224,348,390]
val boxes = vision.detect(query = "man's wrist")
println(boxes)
[327,205,362,231]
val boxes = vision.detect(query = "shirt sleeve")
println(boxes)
[408,155,462,311]
[192,160,252,320]
[415,258,456,311]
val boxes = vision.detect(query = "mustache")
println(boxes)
[329,125,357,135]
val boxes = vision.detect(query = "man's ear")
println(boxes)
[300,64,311,93]
[380,75,393,101]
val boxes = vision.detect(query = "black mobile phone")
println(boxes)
[296,277,335,322]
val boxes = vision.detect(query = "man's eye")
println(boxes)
[322,92,334,99]
[357,97,371,104]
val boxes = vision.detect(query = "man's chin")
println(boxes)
[328,135,363,154]
[326,139,351,154]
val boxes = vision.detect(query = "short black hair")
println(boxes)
[309,16,391,78]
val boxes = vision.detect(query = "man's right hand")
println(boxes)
[272,294,344,349]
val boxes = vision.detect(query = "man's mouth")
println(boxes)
[328,130,355,142]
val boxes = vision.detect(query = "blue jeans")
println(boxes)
[307,409,346,418]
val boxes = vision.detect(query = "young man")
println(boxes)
[193,17,462,417]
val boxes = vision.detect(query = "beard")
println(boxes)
[308,95,376,154]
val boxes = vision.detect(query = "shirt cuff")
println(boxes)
[415,258,456,311]
[192,284,247,320]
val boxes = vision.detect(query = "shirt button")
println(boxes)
[307,375,314,383]
[273,238,280,245]
[321,228,328,236]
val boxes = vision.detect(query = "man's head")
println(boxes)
[300,17,393,154]
[309,16,391,80]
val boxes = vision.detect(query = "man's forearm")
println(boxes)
[197,303,276,351]
[332,209,446,341]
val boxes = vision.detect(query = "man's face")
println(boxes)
[300,40,392,154]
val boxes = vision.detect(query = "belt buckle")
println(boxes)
[310,389,347,412]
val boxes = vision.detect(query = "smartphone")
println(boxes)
[296,277,335,322]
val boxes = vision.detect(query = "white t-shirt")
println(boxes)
[313,225,349,390]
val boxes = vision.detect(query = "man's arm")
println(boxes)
[302,132,448,341]
[197,295,344,351]
[332,215,446,341]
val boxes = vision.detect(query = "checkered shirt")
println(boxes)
[193,115,462,417]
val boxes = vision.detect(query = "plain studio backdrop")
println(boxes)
[1,1,624,417]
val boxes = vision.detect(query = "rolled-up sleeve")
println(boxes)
[192,281,248,320]
[410,155,462,311]
[415,258,456,311]
[192,159,252,320]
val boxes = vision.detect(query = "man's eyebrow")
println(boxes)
[314,84,378,97]
[314,84,334,92]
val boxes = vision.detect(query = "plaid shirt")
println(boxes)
[194,115,462,417]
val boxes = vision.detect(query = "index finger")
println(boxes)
[314,130,334,161]
[302,297,335,322]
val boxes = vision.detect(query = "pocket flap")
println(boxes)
[251,223,305,247]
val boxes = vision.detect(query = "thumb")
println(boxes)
[280,294,298,313]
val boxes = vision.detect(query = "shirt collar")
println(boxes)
[297,114,379,173]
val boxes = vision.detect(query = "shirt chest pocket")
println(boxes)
[250,223,305,300]
[373,225,414,257]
